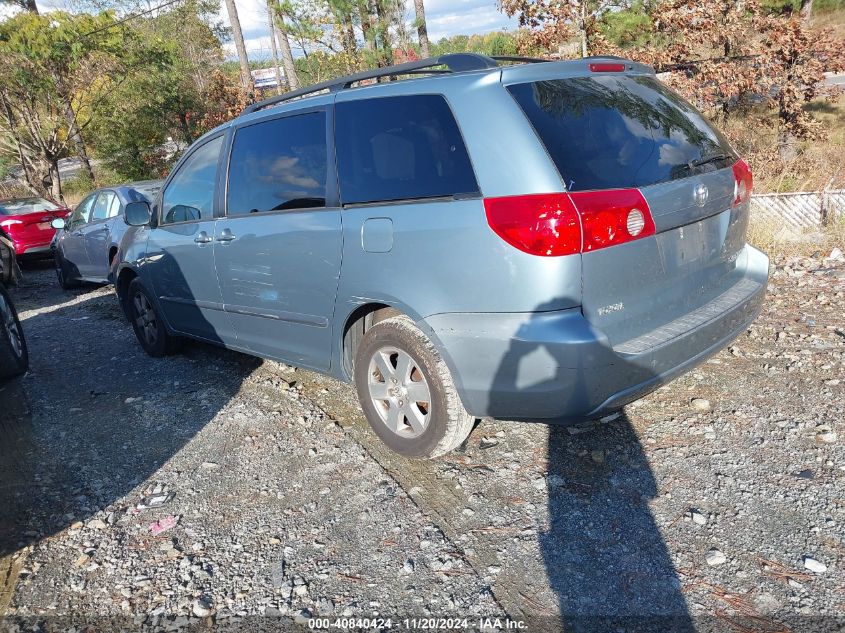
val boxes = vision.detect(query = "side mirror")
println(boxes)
[51,217,66,230]
[124,201,152,227]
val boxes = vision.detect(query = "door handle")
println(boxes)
[194,232,213,244]
[216,229,236,243]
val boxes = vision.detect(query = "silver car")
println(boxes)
[115,54,768,458]
[52,181,162,288]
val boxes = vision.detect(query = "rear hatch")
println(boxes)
[0,198,69,247]
[506,71,753,349]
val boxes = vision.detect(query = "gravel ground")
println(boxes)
[1,252,843,632]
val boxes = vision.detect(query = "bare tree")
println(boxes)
[273,5,300,90]
[413,0,429,57]
[223,0,253,94]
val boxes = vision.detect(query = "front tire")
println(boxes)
[55,250,80,290]
[0,283,28,379]
[126,278,181,357]
[354,315,475,459]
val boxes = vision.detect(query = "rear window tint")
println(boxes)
[335,95,478,205]
[507,76,736,192]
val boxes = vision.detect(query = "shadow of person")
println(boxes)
[488,299,694,633]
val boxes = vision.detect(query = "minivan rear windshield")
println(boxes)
[507,75,736,192]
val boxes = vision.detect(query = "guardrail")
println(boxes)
[750,189,845,229]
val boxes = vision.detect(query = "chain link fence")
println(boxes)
[750,190,845,229]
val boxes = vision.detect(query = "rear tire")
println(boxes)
[354,315,475,459]
[0,240,20,287]
[0,283,28,379]
[126,278,181,357]
[55,250,80,290]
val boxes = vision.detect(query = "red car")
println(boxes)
[0,197,71,258]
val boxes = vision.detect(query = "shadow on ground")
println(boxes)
[488,301,694,632]
[0,266,259,559]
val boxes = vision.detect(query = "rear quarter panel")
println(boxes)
[331,75,583,376]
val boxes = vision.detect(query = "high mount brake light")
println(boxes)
[732,159,753,207]
[484,189,655,257]
[589,62,626,72]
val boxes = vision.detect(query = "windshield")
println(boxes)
[507,75,737,192]
[0,197,61,215]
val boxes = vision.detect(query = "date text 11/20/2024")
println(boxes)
[308,617,528,630]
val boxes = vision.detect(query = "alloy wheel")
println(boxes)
[133,291,158,347]
[367,346,431,438]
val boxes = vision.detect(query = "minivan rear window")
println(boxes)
[507,76,736,192]
[335,95,479,205]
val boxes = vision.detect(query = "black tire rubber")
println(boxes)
[126,278,181,357]
[55,250,80,290]
[354,315,475,459]
[0,240,20,287]
[0,282,29,379]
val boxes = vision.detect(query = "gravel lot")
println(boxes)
[1,253,843,632]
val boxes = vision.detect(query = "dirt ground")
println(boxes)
[0,253,843,632]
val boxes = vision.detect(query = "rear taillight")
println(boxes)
[483,193,581,256]
[589,62,626,72]
[569,189,655,252]
[732,159,753,207]
[484,188,655,257]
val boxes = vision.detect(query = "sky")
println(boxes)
[225,0,520,60]
[1,0,521,61]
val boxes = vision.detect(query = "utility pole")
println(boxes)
[224,0,253,93]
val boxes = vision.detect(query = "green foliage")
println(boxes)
[599,2,654,48]
[431,31,522,57]
[86,0,228,180]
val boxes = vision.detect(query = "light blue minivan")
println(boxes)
[115,54,768,458]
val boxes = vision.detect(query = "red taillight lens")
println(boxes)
[484,193,581,256]
[484,189,655,256]
[732,159,753,207]
[0,219,22,232]
[569,188,655,252]
[589,62,626,72]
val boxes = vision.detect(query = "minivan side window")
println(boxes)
[161,136,224,225]
[227,112,327,216]
[335,95,478,205]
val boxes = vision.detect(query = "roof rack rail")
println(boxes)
[242,53,501,115]
[490,55,548,64]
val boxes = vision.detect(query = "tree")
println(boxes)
[501,0,619,57]
[413,0,429,57]
[273,2,301,90]
[600,0,845,160]
[223,0,253,95]
[267,0,285,93]
[0,11,161,199]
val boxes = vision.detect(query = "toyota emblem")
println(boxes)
[694,183,709,207]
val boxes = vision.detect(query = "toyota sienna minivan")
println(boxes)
[115,54,768,458]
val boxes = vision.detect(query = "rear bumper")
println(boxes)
[14,242,52,256]
[422,245,768,422]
